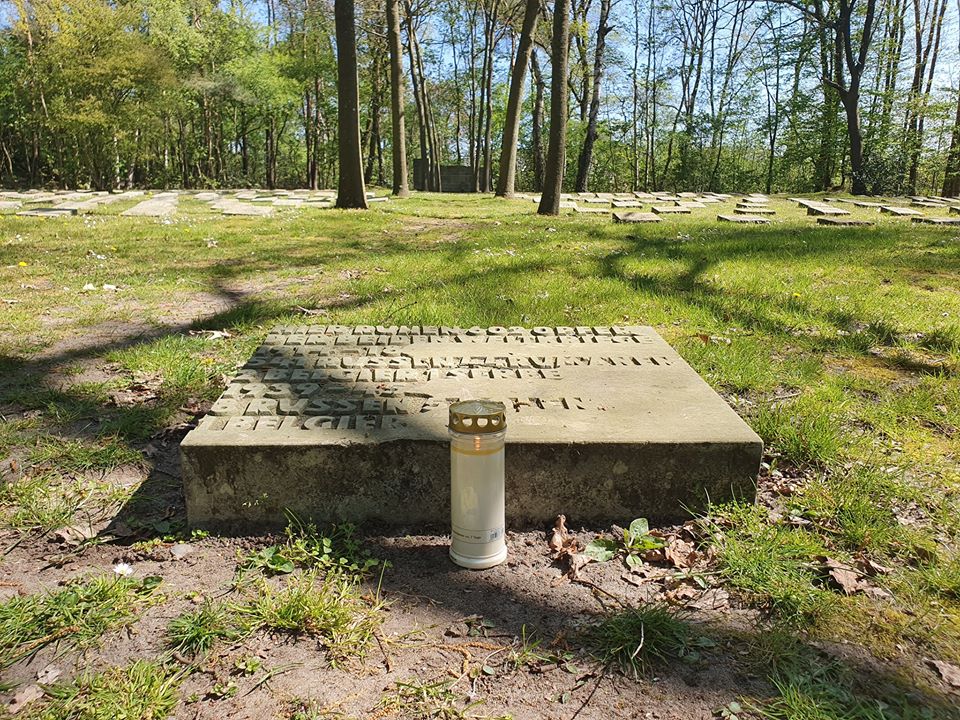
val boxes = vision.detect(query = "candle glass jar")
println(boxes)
[448,400,508,569]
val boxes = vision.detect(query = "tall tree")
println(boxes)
[538,0,571,214]
[335,0,368,208]
[530,49,546,191]
[386,0,410,196]
[495,0,540,197]
[574,0,613,191]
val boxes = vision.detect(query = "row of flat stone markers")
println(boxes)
[512,191,960,226]
[1,189,388,218]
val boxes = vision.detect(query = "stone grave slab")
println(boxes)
[911,216,960,225]
[612,200,643,208]
[181,325,762,531]
[221,201,273,216]
[122,193,179,217]
[675,201,706,209]
[735,207,775,215]
[853,201,883,208]
[816,217,873,226]
[880,206,921,216]
[17,207,77,218]
[718,214,769,224]
[652,206,690,215]
[950,206,960,215]
[807,206,850,216]
[573,205,610,214]
[911,201,945,208]
[367,196,390,203]
[613,212,660,223]
[0,200,22,211]
[583,197,612,205]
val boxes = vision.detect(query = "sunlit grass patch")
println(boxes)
[751,395,845,467]
[708,503,833,625]
[167,600,239,656]
[0,576,162,668]
[233,571,384,666]
[28,435,141,474]
[0,472,82,531]
[24,660,182,720]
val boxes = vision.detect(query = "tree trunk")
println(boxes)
[531,51,545,192]
[335,0,368,208]
[495,0,539,197]
[943,89,960,196]
[538,0,571,215]
[574,0,612,192]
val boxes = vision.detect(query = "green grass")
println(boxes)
[582,605,691,677]
[0,576,162,668]
[234,571,383,666]
[22,660,182,720]
[2,194,960,710]
[708,503,834,625]
[167,600,239,656]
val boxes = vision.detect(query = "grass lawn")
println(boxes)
[0,192,959,718]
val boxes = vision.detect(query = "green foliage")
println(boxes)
[237,515,383,578]
[167,601,239,656]
[584,518,664,569]
[0,576,162,668]
[24,660,182,720]
[583,605,691,678]
[708,503,833,626]
[233,572,383,665]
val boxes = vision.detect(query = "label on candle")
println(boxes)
[452,525,504,545]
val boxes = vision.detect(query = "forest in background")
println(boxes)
[1,0,959,196]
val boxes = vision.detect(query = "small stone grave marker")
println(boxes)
[816,217,873,226]
[807,206,850,216]
[613,212,660,223]
[911,216,960,225]
[181,325,762,530]
[718,214,769,224]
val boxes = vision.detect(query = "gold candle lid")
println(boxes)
[449,400,507,434]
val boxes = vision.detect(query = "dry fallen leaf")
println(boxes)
[548,514,571,552]
[928,659,960,688]
[664,538,698,569]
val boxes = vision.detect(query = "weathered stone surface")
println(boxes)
[816,217,873,226]
[122,193,179,217]
[0,200,22,211]
[911,216,960,225]
[675,201,706,209]
[807,205,850,216]
[735,207,775,215]
[652,206,690,215]
[717,214,769,224]
[950,206,960,215]
[17,207,77,217]
[880,206,921,216]
[612,200,643,208]
[182,326,762,531]
[573,205,610,214]
[613,212,660,223]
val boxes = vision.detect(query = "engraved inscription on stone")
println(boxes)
[198,325,674,435]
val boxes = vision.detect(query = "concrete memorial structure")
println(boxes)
[182,325,762,532]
